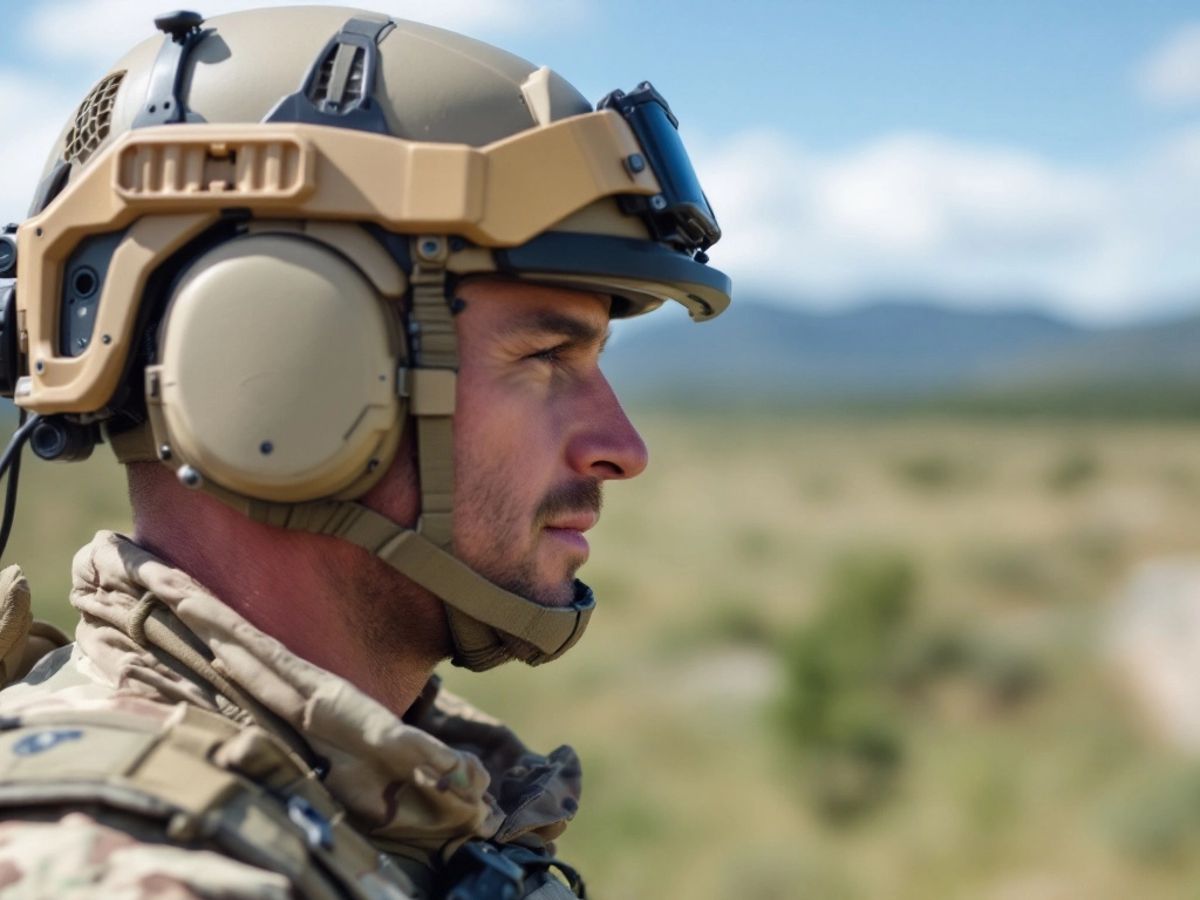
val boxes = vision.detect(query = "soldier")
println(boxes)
[0,5,729,897]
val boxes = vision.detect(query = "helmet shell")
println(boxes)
[42,8,591,182]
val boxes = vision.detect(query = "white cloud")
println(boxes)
[1137,22,1200,106]
[26,0,592,67]
[695,128,1200,323]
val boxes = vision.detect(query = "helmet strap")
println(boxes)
[247,498,594,670]
[407,236,457,551]
[401,235,596,670]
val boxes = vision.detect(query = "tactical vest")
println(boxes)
[0,569,585,900]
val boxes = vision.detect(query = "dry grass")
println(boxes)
[444,414,1200,899]
[10,413,1200,897]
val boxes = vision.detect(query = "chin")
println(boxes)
[530,577,579,609]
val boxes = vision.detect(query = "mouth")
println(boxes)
[541,511,598,556]
[543,511,599,533]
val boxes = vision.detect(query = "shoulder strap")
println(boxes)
[0,706,418,899]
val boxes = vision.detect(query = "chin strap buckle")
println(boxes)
[396,367,456,416]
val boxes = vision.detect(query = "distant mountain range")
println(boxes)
[605,298,1200,415]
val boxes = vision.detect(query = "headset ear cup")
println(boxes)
[148,234,402,503]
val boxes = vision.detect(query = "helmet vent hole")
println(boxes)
[307,46,367,111]
[311,57,335,105]
[64,71,125,167]
[347,52,365,98]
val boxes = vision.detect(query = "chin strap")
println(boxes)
[408,235,457,550]
[109,418,597,670]
[403,234,568,670]
[249,498,595,671]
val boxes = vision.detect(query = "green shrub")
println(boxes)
[776,549,916,822]
[1045,447,1099,492]
[892,454,972,491]
[705,601,775,648]
[961,544,1058,596]
[891,626,1045,710]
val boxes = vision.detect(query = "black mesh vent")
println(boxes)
[64,71,125,166]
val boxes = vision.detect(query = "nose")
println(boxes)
[566,373,649,481]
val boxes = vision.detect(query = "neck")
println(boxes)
[128,466,449,717]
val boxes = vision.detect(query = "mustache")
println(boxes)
[535,479,603,528]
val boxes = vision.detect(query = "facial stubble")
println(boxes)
[329,468,603,676]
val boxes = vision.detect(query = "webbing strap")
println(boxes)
[342,503,591,663]
[263,500,592,665]
[376,530,590,660]
[0,713,414,900]
[408,235,457,550]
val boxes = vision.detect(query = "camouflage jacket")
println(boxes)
[0,531,584,898]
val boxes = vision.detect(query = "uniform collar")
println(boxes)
[68,531,581,856]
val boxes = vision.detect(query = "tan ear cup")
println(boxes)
[147,234,401,503]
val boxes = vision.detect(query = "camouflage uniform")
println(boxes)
[0,532,583,898]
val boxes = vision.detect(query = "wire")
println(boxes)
[0,411,41,561]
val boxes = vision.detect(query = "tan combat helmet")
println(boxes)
[0,6,731,671]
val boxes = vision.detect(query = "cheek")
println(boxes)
[456,408,553,507]
[450,392,575,602]
[453,364,563,484]
[451,401,546,575]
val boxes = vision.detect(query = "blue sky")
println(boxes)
[514,1,1199,165]
[2,1,1198,323]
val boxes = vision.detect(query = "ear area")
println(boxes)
[146,232,404,503]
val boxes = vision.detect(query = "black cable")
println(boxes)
[0,411,41,561]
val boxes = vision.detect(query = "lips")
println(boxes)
[543,511,599,533]
[541,511,598,559]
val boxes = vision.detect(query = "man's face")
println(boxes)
[449,279,649,607]
[321,279,647,686]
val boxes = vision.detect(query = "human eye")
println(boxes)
[525,342,568,364]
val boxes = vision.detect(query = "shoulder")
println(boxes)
[0,810,292,898]
[0,641,174,726]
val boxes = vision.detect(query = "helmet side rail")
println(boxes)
[9,114,661,414]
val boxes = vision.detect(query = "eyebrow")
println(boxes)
[501,310,612,351]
